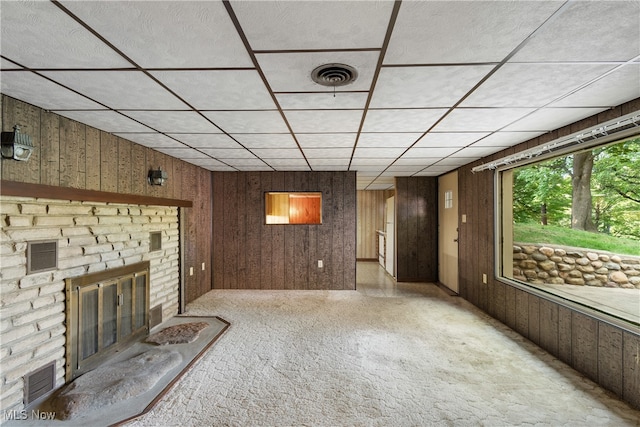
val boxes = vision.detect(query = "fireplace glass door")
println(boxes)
[66,262,150,380]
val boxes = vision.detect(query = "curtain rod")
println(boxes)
[471,111,640,173]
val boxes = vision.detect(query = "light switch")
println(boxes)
[201,262,205,271]
[462,214,467,223]
[189,267,194,276]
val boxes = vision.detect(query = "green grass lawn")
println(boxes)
[514,223,640,256]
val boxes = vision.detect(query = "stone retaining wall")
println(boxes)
[0,196,179,416]
[513,243,640,289]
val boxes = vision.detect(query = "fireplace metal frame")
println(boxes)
[65,261,150,381]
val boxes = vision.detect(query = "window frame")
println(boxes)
[493,133,640,333]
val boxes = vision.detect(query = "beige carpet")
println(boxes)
[125,269,640,426]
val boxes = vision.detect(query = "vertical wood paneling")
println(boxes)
[117,138,132,194]
[130,143,147,196]
[99,132,118,192]
[528,294,540,343]
[558,306,573,365]
[356,190,390,259]
[85,127,101,191]
[40,111,60,186]
[539,298,559,357]
[395,177,437,282]
[59,119,86,189]
[515,289,529,337]
[1,95,214,307]
[211,171,355,290]
[572,312,599,382]
[622,331,640,409]
[598,323,623,396]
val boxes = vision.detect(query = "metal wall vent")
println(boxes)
[24,361,55,405]
[27,240,58,274]
[311,63,358,87]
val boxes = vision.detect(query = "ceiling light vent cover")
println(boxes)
[311,63,358,87]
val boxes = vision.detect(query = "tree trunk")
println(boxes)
[572,151,597,231]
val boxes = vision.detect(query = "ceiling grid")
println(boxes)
[1,0,638,189]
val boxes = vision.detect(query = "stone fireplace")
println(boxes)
[0,196,180,416]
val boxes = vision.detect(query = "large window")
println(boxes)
[498,136,640,327]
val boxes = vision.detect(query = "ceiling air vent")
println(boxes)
[311,63,358,87]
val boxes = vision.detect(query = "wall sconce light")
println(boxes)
[148,167,168,186]
[1,125,35,161]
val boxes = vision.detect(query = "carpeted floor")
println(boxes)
[125,263,640,427]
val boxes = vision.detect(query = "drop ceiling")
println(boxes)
[1,0,638,190]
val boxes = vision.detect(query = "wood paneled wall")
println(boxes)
[457,97,640,410]
[395,177,438,282]
[212,171,357,290]
[357,190,393,260]
[1,95,212,304]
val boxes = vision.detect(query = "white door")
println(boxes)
[385,196,395,278]
[438,172,459,293]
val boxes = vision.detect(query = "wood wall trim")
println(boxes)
[0,180,192,207]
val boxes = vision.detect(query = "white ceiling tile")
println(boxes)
[59,0,253,68]
[39,71,187,110]
[296,134,356,148]
[272,165,311,171]
[265,158,310,168]
[461,64,617,108]
[551,65,640,108]
[384,166,424,174]
[304,148,353,158]
[1,58,22,69]
[231,134,298,149]
[0,72,104,110]
[256,51,379,92]
[308,158,351,167]
[393,157,441,166]
[357,133,422,148]
[450,145,499,157]
[230,1,393,50]
[353,165,393,172]
[504,108,605,132]
[185,158,234,170]
[204,111,289,133]
[433,108,535,132]
[125,111,219,133]
[414,166,456,176]
[277,93,368,110]
[113,133,185,149]
[471,132,543,147]
[364,183,395,190]
[224,158,270,168]
[154,148,211,159]
[371,66,493,108]
[53,111,151,133]
[168,134,239,149]
[435,157,481,166]
[151,70,275,110]
[0,1,131,68]
[285,110,363,133]
[511,1,640,62]
[402,147,460,158]
[199,148,257,159]
[385,1,562,64]
[350,158,396,167]
[252,149,304,159]
[414,133,490,148]
[353,147,405,158]
[362,109,447,132]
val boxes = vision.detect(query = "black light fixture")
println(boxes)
[1,125,35,161]
[148,167,168,186]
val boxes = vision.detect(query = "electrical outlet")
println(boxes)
[462,214,467,223]
[318,260,323,268]
[482,273,487,284]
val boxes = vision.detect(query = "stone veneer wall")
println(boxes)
[0,196,179,415]
[513,243,640,289]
